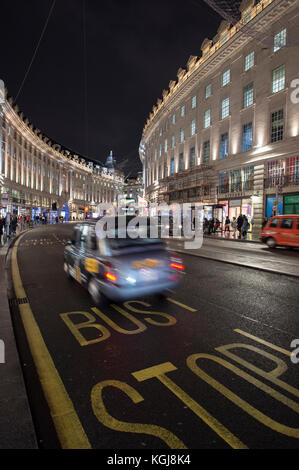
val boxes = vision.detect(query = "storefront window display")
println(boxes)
[284,195,299,215]
[266,196,283,218]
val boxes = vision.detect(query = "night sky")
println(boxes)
[0,0,222,175]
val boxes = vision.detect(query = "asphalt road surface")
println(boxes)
[7,224,299,449]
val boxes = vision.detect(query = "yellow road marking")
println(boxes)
[91,380,187,449]
[188,353,299,439]
[132,362,247,449]
[11,235,91,449]
[234,329,291,357]
[167,298,197,312]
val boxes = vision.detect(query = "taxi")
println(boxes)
[260,215,299,248]
[64,218,184,305]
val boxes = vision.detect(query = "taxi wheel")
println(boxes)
[88,278,107,307]
[266,237,276,249]
[64,262,73,280]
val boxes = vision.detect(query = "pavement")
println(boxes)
[0,233,37,449]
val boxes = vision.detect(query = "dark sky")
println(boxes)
[0,0,222,175]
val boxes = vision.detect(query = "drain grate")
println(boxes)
[9,298,29,307]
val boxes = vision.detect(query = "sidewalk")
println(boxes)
[203,231,261,244]
[0,235,37,448]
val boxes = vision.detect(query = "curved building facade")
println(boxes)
[140,0,299,233]
[0,93,124,221]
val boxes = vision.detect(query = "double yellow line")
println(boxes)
[11,235,91,449]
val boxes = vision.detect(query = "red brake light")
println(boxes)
[170,263,184,271]
[105,272,118,282]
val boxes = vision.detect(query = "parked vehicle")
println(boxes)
[260,215,299,248]
[64,218,185,305]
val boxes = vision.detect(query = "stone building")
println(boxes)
[0,92,124,221]
[139,0,299,234]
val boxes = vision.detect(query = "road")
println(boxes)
[7,224,299,449]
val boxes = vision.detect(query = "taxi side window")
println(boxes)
[78,225,89,248]
[280,218,294,229]
[86,229,98,251]
[269,218,279,228]
[73,228,81,246]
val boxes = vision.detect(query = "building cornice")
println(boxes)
[142,0,298,141]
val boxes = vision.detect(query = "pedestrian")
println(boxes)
[231,217,237,237]
[208,217,214,235]
[214,218,221,233]
[203,218,209,234]
[237,214,243,239]
[242,216,250,239]
[225,216,230,232]
[0,218,4,245]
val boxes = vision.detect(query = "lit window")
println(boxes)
[164,139,168,152]
[220,132,229,158]
[222,69,230,87]
[170,158,175,175]
[272,65,285,94]
[242,123,253,152]
[159,145,162,157]
[179,153,184,171]
[191,119,196,136]
[271,110,284,143]
[221,98,230,119]
[205,84,212,98]
[180,128,184,143]
[244,51,254,71]
[244,9,252,24]
[192,96,197,109]
[274,28,287,53]
[203,141,210,163]
[204,109,211,129]
[244,83,254,108]
[190,148,195,168]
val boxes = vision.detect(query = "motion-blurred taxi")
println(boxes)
[260,215,299,248]
[64,218,184,305]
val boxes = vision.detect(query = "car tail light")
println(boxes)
[169,253,184,271]
[103,262,118,283]
[105,272,118,282]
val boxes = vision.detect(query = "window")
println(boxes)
[172,114,176,125]
[245,51,254,71]
[271,110,284,142]
[204,109,211,128]
[203,141,210,163]
[164,139,168,152]
[155,149,157,160]
[244,9,252,24]
[221,97,230,119]
[159,144,162,157]
[171,135,175,148]
[281,218,294,229]
[160,129,163,137]
[274,28,287,53]
[272,65,285,94]
[242,123,253,152]
[244,83,254,108]
[190,147,195,168]
[170,158,175,175]
[191,119,196,136]
[192,96,197,109]
[205,84,211,98]
[222,69,230,87]
[180,128,184,143]
[179,153,184,171]
[269,218,279,228]
[181,106,185,117]
[220,132,229,158]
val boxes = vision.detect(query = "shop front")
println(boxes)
[284,194,299,215]
[266,196,283,218]
[228,197,254,231]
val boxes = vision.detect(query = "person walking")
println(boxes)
[231,217,237,237]
[237,214,243,239]
[242,216,250,239]
[0,218,4,245]
[208,217,215,235]
[225,216,230,233]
